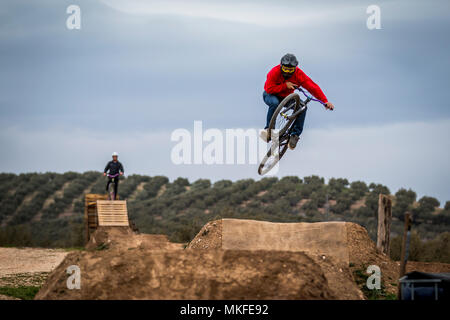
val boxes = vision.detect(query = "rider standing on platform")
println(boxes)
[103,152,124,200]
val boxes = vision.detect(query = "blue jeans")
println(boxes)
[263,91,306,136]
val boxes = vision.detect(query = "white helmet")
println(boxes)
[112,152,118,157]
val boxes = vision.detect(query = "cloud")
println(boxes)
[1,0,450,206]
[99,0,361,27]
[1,0,450,133]
[289,119,450,205]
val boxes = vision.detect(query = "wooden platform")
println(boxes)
[85,194,108,243]
[96,200,129,227]
[84,194,127,243]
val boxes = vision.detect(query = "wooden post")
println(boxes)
[398,212,412,299]
[377,194,392,255]
[399,212,412,277]
[84,195,89,244]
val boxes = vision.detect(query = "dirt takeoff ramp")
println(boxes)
[200,219,350,266]
[96,200,129,227]
[188,219,365,299]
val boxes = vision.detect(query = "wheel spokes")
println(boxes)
[260,136,289,174]
[274,101,296,132]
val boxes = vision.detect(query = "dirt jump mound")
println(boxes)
[189,219,350,266]
[36,226,338,299]
[37,219,402,300]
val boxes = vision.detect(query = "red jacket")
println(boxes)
[264,65,328,103]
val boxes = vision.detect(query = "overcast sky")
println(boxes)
[1,0,449,204]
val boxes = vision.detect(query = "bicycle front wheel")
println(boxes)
[108,181,116,200]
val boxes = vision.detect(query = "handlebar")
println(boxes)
[107,173,120,178]
[296,87,326,105]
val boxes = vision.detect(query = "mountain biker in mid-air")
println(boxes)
[260,53,335,149]
[103,152,124,200]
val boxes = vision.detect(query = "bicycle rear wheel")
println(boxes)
[257,136,289,175]
[267,93,301,140]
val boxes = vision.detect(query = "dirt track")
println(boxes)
[0,247,68,277]
[0,247,68,300]
[2,220,449,300]
[37,222,365,300]
[0,294,19,300]
[36,226,338,299]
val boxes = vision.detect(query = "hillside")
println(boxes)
[0,172,449,263]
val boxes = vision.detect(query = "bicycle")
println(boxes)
[106,173,120,200]
[258,87,326,175]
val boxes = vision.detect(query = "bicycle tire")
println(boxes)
[267,93,301,140]
[108,180,116,200]
[257,136,289,175]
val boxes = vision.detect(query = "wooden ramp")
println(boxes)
[96,200,129,227]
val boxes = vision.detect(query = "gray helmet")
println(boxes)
[280,53,298,67]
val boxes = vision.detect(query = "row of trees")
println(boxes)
[390,232,450,263]
[0,172,154,226]
[0,173,448,262]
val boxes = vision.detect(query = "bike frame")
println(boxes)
[107,173,120,200]
[287,87,326,120]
